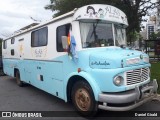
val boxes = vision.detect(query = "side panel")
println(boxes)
[2,17,74,100]
[23,60,64,98]
[41,61,64,97]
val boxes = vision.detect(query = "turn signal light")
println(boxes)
[78,68,81,73]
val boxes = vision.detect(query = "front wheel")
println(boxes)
[71,81,98,117]
[16,70,23,87]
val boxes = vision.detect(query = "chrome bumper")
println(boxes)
[98,79,158,111]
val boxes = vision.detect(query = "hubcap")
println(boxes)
[75,88,91,111]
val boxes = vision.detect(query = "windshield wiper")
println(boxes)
[120,44,135,50]
[120,44,126,49]
[90,20,100,40]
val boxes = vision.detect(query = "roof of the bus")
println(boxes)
[19,23,40,31]
[4,10,75,41]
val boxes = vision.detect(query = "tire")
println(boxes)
[71,80,98,117]
[0,69,5,76]
[16,70,23,87]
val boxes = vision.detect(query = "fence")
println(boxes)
[145,40,160,61]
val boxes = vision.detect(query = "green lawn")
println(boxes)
[151,62,160,93]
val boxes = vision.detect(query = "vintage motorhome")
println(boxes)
[2,4,158,116]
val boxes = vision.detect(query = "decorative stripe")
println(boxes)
[3,58,63,63]
[3,58,20,60]
[24,59,63,63]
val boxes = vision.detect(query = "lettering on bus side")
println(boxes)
[91,61,110,66]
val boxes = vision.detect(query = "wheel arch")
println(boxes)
[14,68,19,77]
[65,72,101,102]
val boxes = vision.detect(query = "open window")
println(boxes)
[56,24,71,52]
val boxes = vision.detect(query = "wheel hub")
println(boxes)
[75,88,91,111]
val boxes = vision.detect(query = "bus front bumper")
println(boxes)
[98,79,158,111]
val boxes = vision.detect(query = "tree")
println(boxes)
[149,32,160,40]
[45,0,160,44]
[149,32,157,40]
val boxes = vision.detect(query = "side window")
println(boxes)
[11,38,15,44]
[3,40,7,49]
[39,28,48,46]
[31,31,39,47]
[11,49,14,56]
[31,27,48,47]
[56,24,71,52]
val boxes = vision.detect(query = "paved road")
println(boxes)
[0,76,160,120]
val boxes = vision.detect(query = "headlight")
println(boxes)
[113,76,124,86]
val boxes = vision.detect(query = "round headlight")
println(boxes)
[113,76,124,86]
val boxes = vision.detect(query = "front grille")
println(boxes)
[126,67,149,85]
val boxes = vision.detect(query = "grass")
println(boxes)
[151,62,160,94]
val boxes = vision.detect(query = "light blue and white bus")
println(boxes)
[2,4,158,116]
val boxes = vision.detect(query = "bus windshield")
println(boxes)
[114,25,126,46]
[79,21,126,48]
[80,22,114,48]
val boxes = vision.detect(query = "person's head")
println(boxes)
[98,8,104,14]
[87,6,96,14]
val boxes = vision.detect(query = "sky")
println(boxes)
[0,0,158,39]
[0,0,53,39]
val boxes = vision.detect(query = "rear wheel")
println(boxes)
[0,69,5,76]
[16,70,23,87]
[71,81,98,117]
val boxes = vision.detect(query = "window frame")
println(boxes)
[31,27,48,47]
[56,23,71,52]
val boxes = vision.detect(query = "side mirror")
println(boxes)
[62,36,68,51]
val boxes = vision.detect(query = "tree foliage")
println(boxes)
[45,0,159,43]
[149,32,160,40]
